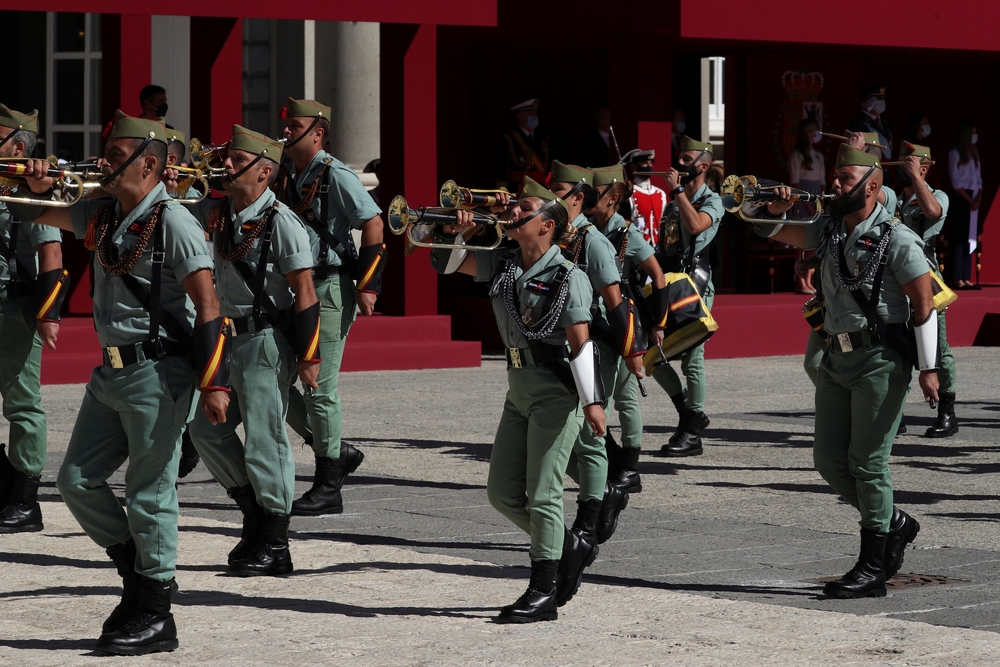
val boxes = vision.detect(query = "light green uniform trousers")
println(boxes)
[57,355,195,581]
[652,284,715,411]
[813,340,911,533]
[564,338,617,503]
[286,274,356,460]
[936,308,956,395]
[0,297,47,476]
[804,328,826,387]
[190,327,297,514]
[488,364,583,562]
[612,356,643,451]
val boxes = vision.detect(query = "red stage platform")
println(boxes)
[41,315,481,385]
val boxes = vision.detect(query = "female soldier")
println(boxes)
[429,181,605,623]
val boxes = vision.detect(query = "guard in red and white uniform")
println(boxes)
[622,149,666,248]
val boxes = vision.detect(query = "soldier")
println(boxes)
[896,141,958,438]
[429,181,604,623]
[760,144,936,599]
[184,125,319,576]
[622,148,668,247]
[653,136,724,457]
[22,111,229,654]
[274,98,386,517]
[545,163,640,603]
[495,98,551,192]
[0,105,68,533]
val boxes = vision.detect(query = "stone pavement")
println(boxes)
[1,347,999,665]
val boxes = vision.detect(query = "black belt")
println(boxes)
[826,330,882,353]
[312,264,351,280]
[102,340,184,369]
[231,314,277,336]
[505,343,569,369]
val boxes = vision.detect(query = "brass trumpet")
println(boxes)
[168,165,227,203]
[189,137,229,171]
[721,174,835,225]
[0,157,100,207]
[387,195,507,251]
[439,180,516,209]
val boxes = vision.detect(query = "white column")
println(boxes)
[150,15,191,143]
[304,20,316,100]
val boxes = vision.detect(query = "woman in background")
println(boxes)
[947,121,982,289]
[788,119,825,294]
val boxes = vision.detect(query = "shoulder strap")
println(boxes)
[231,206,282,325]
[837,224,893,334]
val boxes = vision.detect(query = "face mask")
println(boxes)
[812,130,823,144]
[673,150,705,185]
[920,124,931,138]
[525,115,539,130]
[674,120,686,135]
[827,167,874,218]
[896,165,913,188]
[972,134,979,145]
[155,103,169,117]
[873,99,886,115]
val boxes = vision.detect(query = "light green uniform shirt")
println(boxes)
[283,151,382,267]
[570,212,621,297]
[603,211,654,277]
[69,183,214,348]
[662,183,725,258]
[804,203,929,334]
[188,189,314,316]
[880,185,897,219]
[475,244,593,350]
[0,196,62,287]
[899,185,949,269]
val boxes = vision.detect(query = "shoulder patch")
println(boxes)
[322,157,334,165]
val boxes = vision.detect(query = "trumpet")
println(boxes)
[439,180,516,209]
[387,195,507,251]
[189,137,229,171]
[882,159,936,167]
[721,174,835,225]
[0,157,100,207]
[821,132,888,151]
[167,165,228,203]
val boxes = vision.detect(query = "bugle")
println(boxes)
[882,159,936,167]
[189,137,229,171]
[387,195,506,251]
[0,157,98,207]
[821,132,888,151]
[721,174,835,225]
[168,165,228,203]
[439,180,516,209]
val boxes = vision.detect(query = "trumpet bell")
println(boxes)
[387,195,412,236]
[439,180,462,208]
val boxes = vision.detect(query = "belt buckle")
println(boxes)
[836,333,854,353]
[509,347,523,368]
[107,346,124,369]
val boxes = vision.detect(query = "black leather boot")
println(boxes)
[0,443,14,508]
[596,482,629,544]
[925,392,959,438]
[291,443,365,516]
[226,484,263,564]
[556,499,601,607]
[823,528,888,599]
[661,432,703,457]
[884,507,920,578]
[177,429,200,479]
[228,510,293,577]
[497,559,559,623]
[666,392,689,447]
[661,393,708,457]
[95,576,178,655]
[103,539,141,633]
[608,446,642,494]
[0,470,43,533]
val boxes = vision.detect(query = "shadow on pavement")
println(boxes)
[0,638,97,652]
[348,437,493,463]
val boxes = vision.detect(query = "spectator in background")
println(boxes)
[947,121,983,289]
[495,98,551,192]
[848,85,892,160]
[787,118,825,294]
[904,112,932,145]
[579,106,617,168]
[139,85,169,124]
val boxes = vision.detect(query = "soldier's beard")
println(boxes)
[827,168,874,219]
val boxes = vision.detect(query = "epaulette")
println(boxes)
[322,156,334,165]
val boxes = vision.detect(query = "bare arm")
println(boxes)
[639,254,666,289]
[675,193,713,235]
[359,214,384,247]
[903,157,942,220]
[286,268,319,312]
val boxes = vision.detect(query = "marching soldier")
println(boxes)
[544,163,637,603]
[653,136,724,457]
[495,98,551,192]
[0,105,67,533]
[760,144,936,598]
[622,148,667,247]
[896,141,958,438]
[274,98,386,517]
[429,181,604,623]
[184,125,319,576]
[22,111,229,654]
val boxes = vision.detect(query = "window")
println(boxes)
[47,13,102,162]
[708,56,725,137]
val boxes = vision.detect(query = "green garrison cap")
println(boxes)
[678,135,713,155]
[229,124,284,162]
[591,164,626,188]
[104,110,166,144]
[164,125,186,147]
[900,141,932,161]
[836,143,882,170]
[550,160,593,186]
[522,176,570,213]
[282,97,331,120]
[0,104,38,133]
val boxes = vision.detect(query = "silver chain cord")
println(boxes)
[498,260,575,341]
[833,219,898,292]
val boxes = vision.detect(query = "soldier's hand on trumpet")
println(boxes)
[764,186,800,217]
[440,209,478,235]
[21,158,56,194]
[162,166,181,194]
